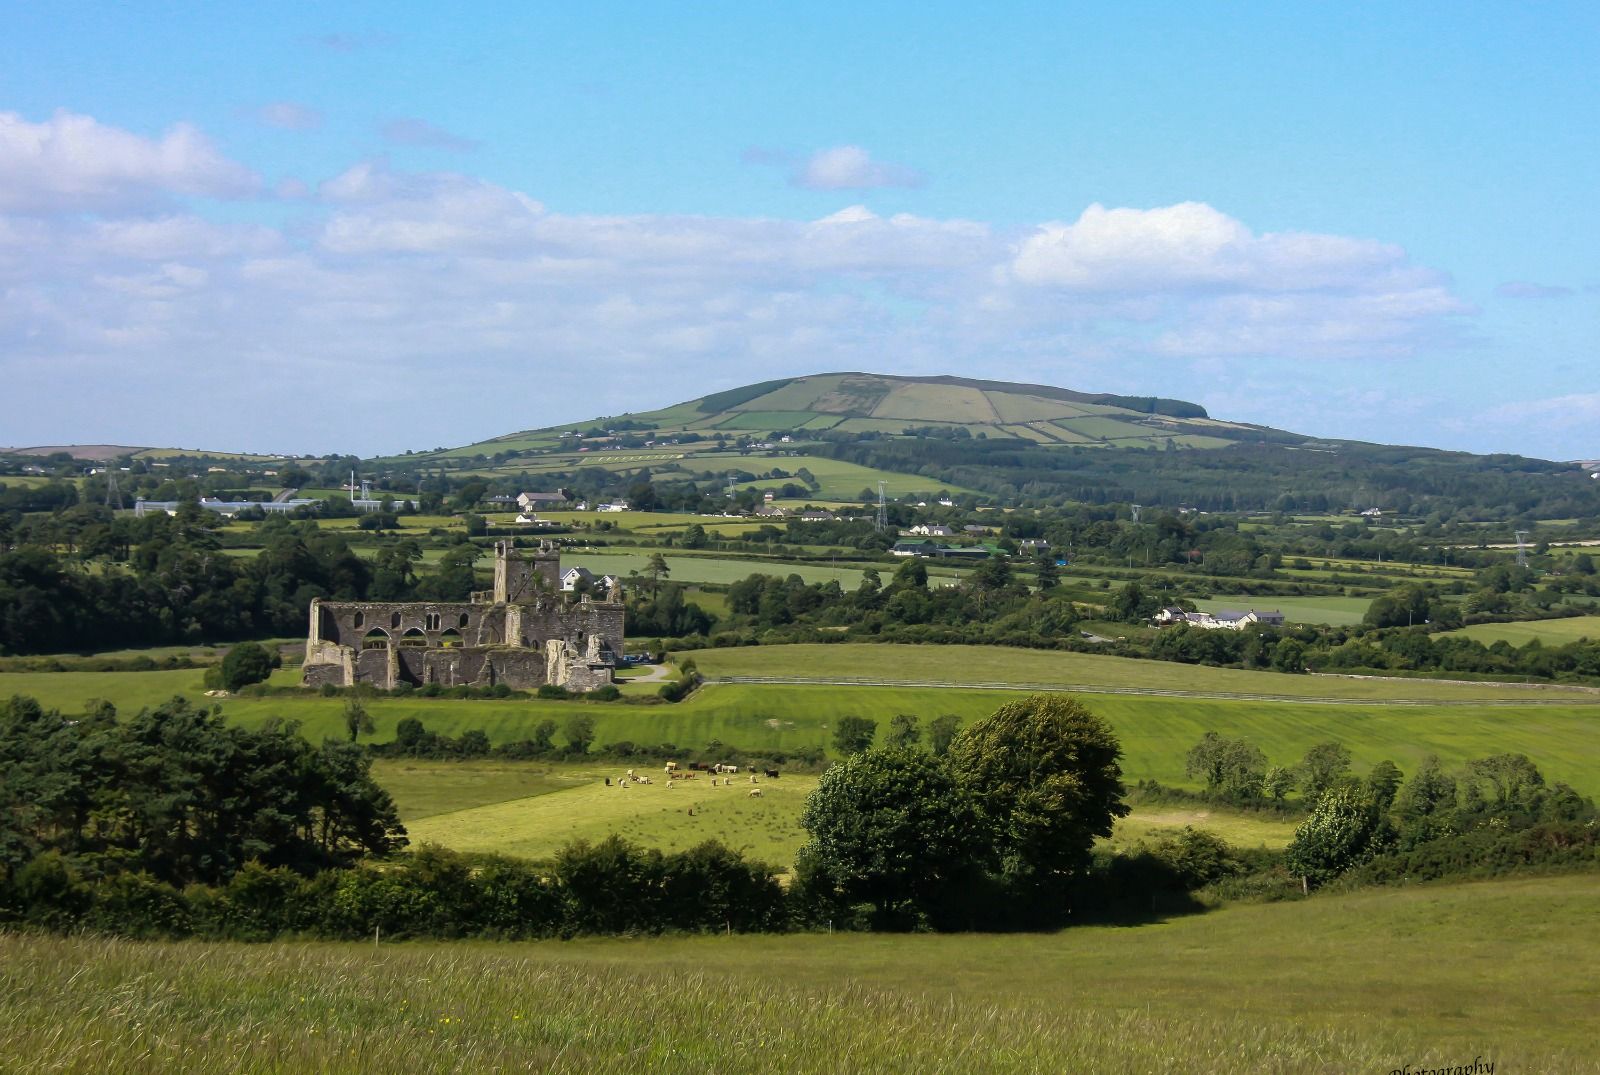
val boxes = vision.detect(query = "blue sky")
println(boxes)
[1,2,1595,458]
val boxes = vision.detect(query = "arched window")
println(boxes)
[353,610,365,629]
[399,628,428,648]
[362,628,390,651]
[458,612,470,629]
[439,628,463,648]
[425,612,442,631]
[391,611,402,629]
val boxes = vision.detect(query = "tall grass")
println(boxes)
[3,874,1595,1072]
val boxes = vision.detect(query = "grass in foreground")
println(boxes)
[1,875,1594,1072]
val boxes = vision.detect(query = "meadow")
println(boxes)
[8,643,1600,800]
[2,874,1594,1072]
[1442,615,1600,647]
[378,758,1296,865]
[1191,593,1371,626]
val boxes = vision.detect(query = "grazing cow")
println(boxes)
[636,775,651,785]
[664,761,679,772]
[627,769,637,781]
[713,763,739,775]
[748,787,764,798]
[764,769,780,779]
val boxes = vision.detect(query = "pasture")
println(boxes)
[379,758,1294,864]
[7,646,1600,799]
[2,874,1595,1072]
[1442,615,1600,647]
[1191,594,1371,626]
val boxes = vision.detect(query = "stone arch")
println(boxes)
[438,628,463,648]
[458,612,470,629]
[399,628,428,648]
[353,610,365,629]
[362,628,390,651]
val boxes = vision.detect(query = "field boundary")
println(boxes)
[712,675,1600,707]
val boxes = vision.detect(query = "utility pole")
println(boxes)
[1515,530,1530,570]
[876,481,887,532]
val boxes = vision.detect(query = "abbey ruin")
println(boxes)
[302,541,623,692]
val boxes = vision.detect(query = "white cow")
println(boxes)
[748,787,764,798]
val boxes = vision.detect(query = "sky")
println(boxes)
[1,2,1596,460]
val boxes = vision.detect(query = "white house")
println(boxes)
[596,500,629,512]
[908,524,955,537]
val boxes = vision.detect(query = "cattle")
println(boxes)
[688,762,707,772]
[635,775,651,785]
[664,761,680,772]
[713,763,739,775]
[748,787,764,798]
[764,769,780,779]
[626,769,637,781]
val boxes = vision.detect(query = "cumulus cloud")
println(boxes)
[255,101,322,130]
[1009,201,1467,358]
[793,145,923,190]
[1495,281,1574,299]
[0,110,258,212]
[0,121,1480,451]
[380,117,480,152]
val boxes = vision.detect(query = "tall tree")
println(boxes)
[949,694,1128,888]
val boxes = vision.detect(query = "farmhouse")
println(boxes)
[302,541,623,692]
[1154,607,1286,630]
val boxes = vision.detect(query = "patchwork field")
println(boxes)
[8,645,1600,799]
[1191,594,1372,626]
[3,874,1595,1072]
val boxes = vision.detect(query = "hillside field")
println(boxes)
[2,874,1595,1072]
[1442,615,1600,647]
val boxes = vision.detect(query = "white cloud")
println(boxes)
[794,145,923,190]
[256,101,322,130]
[0,129,1486,452]
[0,110,258,212]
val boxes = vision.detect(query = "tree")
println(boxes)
[342,699,374,743]
[1393,754,1457,845]
[949,694,1128,887]
[1298,741,1353,803]
[926,715,961,757]
[681,524,709,549]
[885,713,921,750]
[831,716,877,756]
[1034,552,1059,591]
[564,714,596,756]
[1184,732,1267,801]
[797,748,988,925]
[644,553,670,598]
[1262,765,1297,802]
[218,641,276,692]
[1283,787,1389,888]
[1365,760,1404,812]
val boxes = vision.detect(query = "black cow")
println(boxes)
[764,768,780,779]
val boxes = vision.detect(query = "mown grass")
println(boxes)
[404,765,817,865]
[382,758,1293,864]
[1443,615,1600,646]
[2,875,1594,1072]
[1192,594,1372,626]
[689,642,1598,701]
[8,657,1600,797]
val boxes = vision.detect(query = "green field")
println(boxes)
[1192,594,1372,626]
[8,646,1600,802]
[1443,615,1600,646]
[379,758,1295,865]
[557,550,880,587]
[3,874,1595,1072]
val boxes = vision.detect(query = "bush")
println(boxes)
[218,641,278,692]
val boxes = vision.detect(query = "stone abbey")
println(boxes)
[302,541,623,692]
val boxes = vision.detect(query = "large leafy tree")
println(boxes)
[798,748,987,924]
[1283,786,1391,888]
[948,694,1128,887]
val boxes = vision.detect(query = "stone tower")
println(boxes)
[492,540,560,602]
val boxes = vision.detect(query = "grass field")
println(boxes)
[1192,594,1372,626]
[3,874,1594,1071]
[378,758,1296,864]
[8,644,1600,799]
[1443,615,1600,646]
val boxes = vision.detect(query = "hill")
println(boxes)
[450,371,1277,456]
[400,372,1599,518]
